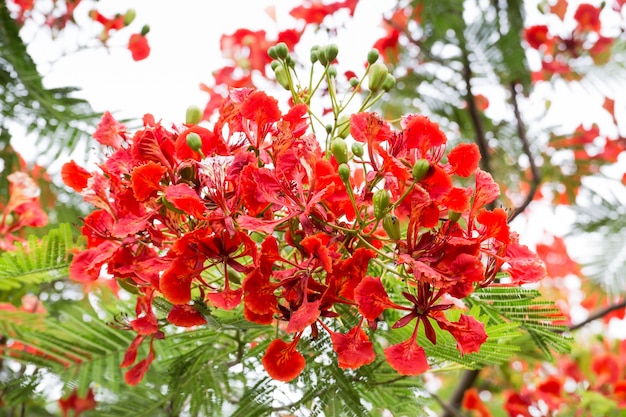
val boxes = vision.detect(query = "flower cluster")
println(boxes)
[524,1,624,82]
[62,46,545,385]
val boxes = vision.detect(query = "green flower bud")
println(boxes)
[286,55,296,68]
[270,60,280,71]
[268,46,278,60]
[274,42,289,60]
[351,142,364,158]
[317,48,329,67]
[349,77,359,87]
[412,159,431,181]
[186,132,202,152]
[140,24,150,36]
[338,163,351,182]
[367,48,380,65]
[325,124,333,134]
[336,115,351,139]
[448,210,462,224]
[274,66,290,90]
[382,214,401,241]
[310,46,320,64]
[325,43,339,62]
[367,62,388,92]
[330,138,349,164]
[372,189,391,220]
[382,74,396,92]
[185,105,203,125]
[124,9,136,26]
[328,65,337,78]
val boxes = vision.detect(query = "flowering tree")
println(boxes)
[0,1,625,417]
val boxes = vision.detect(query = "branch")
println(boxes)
[507,82,541,222]
[568,299,626,332]
[439,369,480,417]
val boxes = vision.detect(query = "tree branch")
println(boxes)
[440,369,480,417]
[568,299,626,332]
[507,82,541,222]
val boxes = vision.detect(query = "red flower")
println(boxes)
[447,143,481,177]
[436,314,488,355]
[524,25,551,49]
[574,3,602,33]
[289,0,358,25]
[262,339,306,382]
[128,33,150,61]
[536,376,563,411]
[462,387,492,417]
[59,388,97,417]
[402,114,447,157]
[384,337,429,375]
[329,324,376,369]
[61,160,91,192]
[350,112,392,144]
[93,111,126,149]
[167,304,207,327]
[130,162,167,201]
[354,276,403,321]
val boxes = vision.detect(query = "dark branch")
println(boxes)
[568,299,626,332]
[507,82,541,222]
[440,369,480,417]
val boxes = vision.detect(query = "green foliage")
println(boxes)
[0,224,75,295]
[467,286,573,361]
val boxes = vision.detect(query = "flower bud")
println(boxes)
[336,115,351,139]
[185,105,203,125]
[274,42,289,60]
[349,77,359,88]
[367,48,380,65]
[124,9,136,25]
[330,138,349,164]
[186,132,202,152]
[328,65,337,78]
[448,210,462,224]
[310,46,320,64]
[372,189,391,220]
[268,46,278,60]
[140,24,150,36]
[274,67,290,90]
[325,44,339,62]
[270,60,280,71]
[317,48,329,67]
[382,74,396,92]
[351,142,364,158]
[368,62,388,92]
[325,124,333,134]
[338,163,351,182]
[382,214,401,241]
[412,159,431,181]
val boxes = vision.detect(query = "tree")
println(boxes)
[1,1,625,416]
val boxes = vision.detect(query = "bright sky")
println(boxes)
[22,0,393,126]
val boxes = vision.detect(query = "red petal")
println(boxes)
[355,276,400,320]
[329,325,376,369]
[262,339,306,382]
[124,348,154,386]
[61,160,91,192]
[350,112,392,143]
[93,111,126,149]
[470,169,500,221]
[447,143,481,177]
[436,314,487,355]
[477,208,510,243]
[128,33,150,61]
[240,90,281,129]
[131,162,167,201]
[286,299,321,333]
[206,288,242,310]
[160,256,202,304]
[242,269,278,315]
[442,187,471,213]
[167,304,207,327]
[384,338,429,375]
[164,184,207,219]
[402,114,447,155]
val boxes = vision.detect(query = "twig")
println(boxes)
[507,82,541,222]
[440,369,480,417]
[568,299,626,332]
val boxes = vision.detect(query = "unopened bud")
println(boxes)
[140,24,150,36]
[124,9,136,25]
[448,210,462,224]
[382,214,401,241]
[330,138,349,164]
[325,44,339,62]
[274,42,289,60]
[310,46,320,64]
[351,142,364,158]
[328,65,337,78]
[368,62,388,92]
[338,163,351,182]
[337,116,351,139]
[382,74,396,92]
[367,49,380,65]
[186,132,202,152]
[185,105,203,125]
[274,66,290,90]
[349,77,359,88]
[412,159,431,181]
[373,189,391,220]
